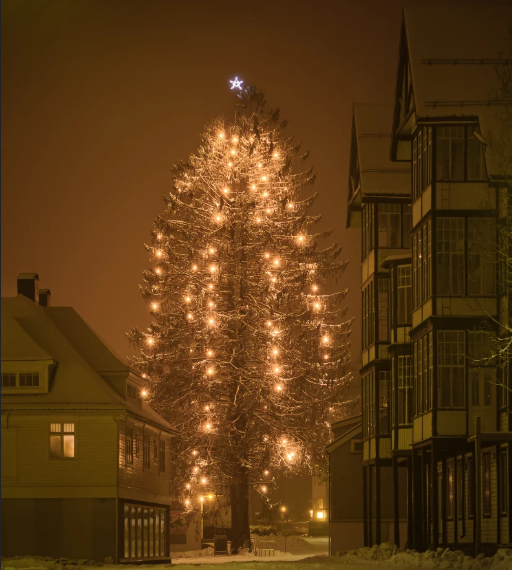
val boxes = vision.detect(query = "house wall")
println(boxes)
[1,412,117,497]
[118,417,172,504]
[1,498,116,560]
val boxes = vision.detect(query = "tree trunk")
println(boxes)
[230,473,250,554]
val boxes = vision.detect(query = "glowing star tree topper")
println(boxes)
[230,76,243,90]
[129,86,352,554]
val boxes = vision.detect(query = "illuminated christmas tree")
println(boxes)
[129,84,352,552]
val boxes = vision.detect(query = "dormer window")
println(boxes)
[2,372,40,388]
[127,383,143,406]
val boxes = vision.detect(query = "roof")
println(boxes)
[380,252,412,269]
[326,421,362,454]
[347,104,411,228]
[395,5,512,176]
[354,104,411,196]
[1,295,177,435]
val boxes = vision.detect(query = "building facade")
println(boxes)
[346,6,512,555]
[1,273,179,562]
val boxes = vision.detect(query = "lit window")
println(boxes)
[126,425,134,464]
[49,423,75,458]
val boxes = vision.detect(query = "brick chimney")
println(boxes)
[38,288,51,307]
[17,273,39,302]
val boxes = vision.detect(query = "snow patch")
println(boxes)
[334,543,512,570]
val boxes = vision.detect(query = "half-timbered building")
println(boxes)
[343,5,512,556]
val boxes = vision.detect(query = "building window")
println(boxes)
[412,221,432,307]
[379,371,390,435]
[362,372,375,438]
[468,218,496,295]
[437,331,465,408]
[447,460,455,520]
[362,280,375,349]
[123,503,166,559]
[483,454,491,517]
[403,205,412,248]
[143,433,151,469]
[436,126,465,181]
[378,279,390,343]
[362,203,374,260]
[1,372,40,388]
[467,129,487,180]
[499,450,508,514]
[437,218,464,296]
[159,440,166,472]
[1,373,16,387]
[126,425,134,465]
[397,265,412,324]
[378,203,401,248]
[351,439,363,453]
[414,333,433,415]
[127,383,143,405]
[412,126,432,200]
[469,332,495,408]
[398,355,413,424]
[135,437,140,458]
[468,457,475,518]
[457,459,464,520]
[435,125,487,182]
[50,423,75,458]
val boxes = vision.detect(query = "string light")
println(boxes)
[152,303,158,310]
[193,467,199,473]
[256,217,261,223]
[207,368,214,375]
[273,259,280,266]
[209,301,215,308]
[252,184,256,190]
[157,233,162,240]
[324,354,329,360]
[155,268,161,275]
[156,250,163,257]
[200,496,204,502]
[228,162,233,167]
[264,470,270,476]
[208,494,213,500]
[185,296,191,303]
[185,499,190,506]
[208,318,215,326]
[205,424,212,430]
[261,486,268,493]
[262,176,267,181]
[323,335,330,344]
[258,163,262,168]
[273,348,279,355]
[192,451,198,456]
[141,389,148,398]
[207,349,213,357]
[273,152,279,158]
[233,137,238,143]
[216,215,222,222]
[263,191,268,197]
[147,338,154,345]
[208,283,214,289]
[312,284,318,291]
[209,247,215,254]
[202,478,207,484]
[288,202,294,209]
[187,313,193,320]
[219,133,224,139]
[230,149,236,155]
[314,302,321,310]
[186,483,191,488]
[192,265,198,271]
[275,384,283,392]
[210,265,217,273]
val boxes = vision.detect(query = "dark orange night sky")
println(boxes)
[2,0,501,365]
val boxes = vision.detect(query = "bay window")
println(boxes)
[414,332,433,415]
[362,280,375,349]
[412,126,432,201]
[468,218,496,295]
[412,221,432,307]
[378,279,390,342]
[397,265,412,324]
[435,125,487,182]
[398,355,413,424]
[378,203,401,248]
[437,331,465,408]
[437,218,464,296]
[362,203,374,260]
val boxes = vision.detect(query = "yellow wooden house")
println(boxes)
[1,273,179,562]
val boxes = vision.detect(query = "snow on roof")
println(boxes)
[1,316,53,361]
[353,104,411,196]
[402,5,512,177]
[1,295,177,434]
[45,307,130,374]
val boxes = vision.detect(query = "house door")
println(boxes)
[468,368,496,434]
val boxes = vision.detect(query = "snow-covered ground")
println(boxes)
[2,543,512,570]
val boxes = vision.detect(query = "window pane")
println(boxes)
[63,435,75,458]
[130,506,136,558]
[137,507,142,557]
[467,130,486,180]
[149,509,154,557]
[378,204,401,248]
[50,423,61,433]
[155,510,160,557]
[50,435,62,457]
[124,505,130,558]
[143,509,149,556]
[63,423,74,433]
[160,510,166,556]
